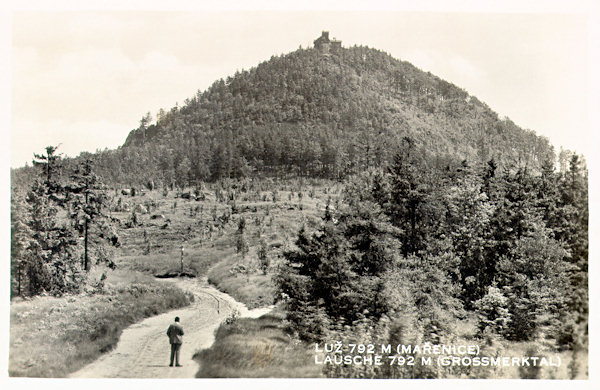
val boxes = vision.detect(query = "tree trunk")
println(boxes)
[17,263,22,296]
[84,182,89,271]
[84,219,89,271]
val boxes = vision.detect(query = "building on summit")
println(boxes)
[314,31,342,54]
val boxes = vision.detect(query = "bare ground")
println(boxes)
[69,277,272,378]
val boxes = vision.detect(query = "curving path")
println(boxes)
[70,277,271,378]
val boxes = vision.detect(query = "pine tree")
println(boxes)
[257,238,269,274]
[490,166,539,261]
[495,225,571,341]
[277,172,401,340]
[535,158,562,233]
[32,145,64,203]
[442,163,495,305]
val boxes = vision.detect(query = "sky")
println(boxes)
[6,3,596,168]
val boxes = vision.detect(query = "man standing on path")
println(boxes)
[167,316,184,367]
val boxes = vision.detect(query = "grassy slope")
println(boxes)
[203,183,338,308]
[8,187,228,377]
[206,198,322,309]
[194,309,322,378]
[129,181,339,378]
[194,181,339,377]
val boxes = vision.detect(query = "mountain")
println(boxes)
[63,34,558,185]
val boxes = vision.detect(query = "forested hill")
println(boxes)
[33,42,557,186]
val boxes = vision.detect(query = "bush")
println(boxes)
[224,309,240,325]
[474,285,511,336]
[257,239,269,274]
[519,345,541,379]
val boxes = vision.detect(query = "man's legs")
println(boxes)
[174,343,182,366]
[170,343,176,366]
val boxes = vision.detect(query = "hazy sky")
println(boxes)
[7,3,596,167]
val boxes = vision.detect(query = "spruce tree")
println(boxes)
[25,146,82,295]
[558,154,588,322]
[67,157,115,271]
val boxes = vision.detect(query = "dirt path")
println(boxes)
[70,277,272,378]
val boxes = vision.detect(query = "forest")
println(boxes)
[275,138,587,377]
[13,44,553,189]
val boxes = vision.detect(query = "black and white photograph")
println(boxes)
[3,0,597,387]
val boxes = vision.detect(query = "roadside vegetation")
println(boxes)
[194,309,322,378]
[9,269,192,377]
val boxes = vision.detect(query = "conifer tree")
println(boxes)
[257,238,269,274]
[32,145,63,202]
[442,162,495,305]
[235,217,249,258]
[557,154,588,322]
[277,172,401,340]
[10,189,32,297]
[387,138,429,257]
[25,146,82,295]
[67,157,116,271]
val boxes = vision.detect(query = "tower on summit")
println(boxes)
[314,31,342,54]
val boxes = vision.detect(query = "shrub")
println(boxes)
[258,239,269,274]
[224,309,240,325]
[474,285,511,336]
